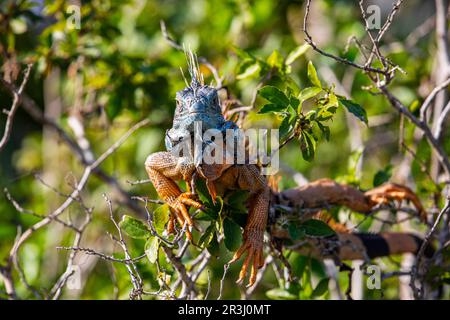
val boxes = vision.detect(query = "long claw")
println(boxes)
[180,197,203,210]
[169,208,185,228]
[229,234,264,287]
[237,251,254,284]
[185,228,193,241]
[177,202,193,226]
[229,242,249,264]
[166,192,204,241]
[248,254,259,287]
[365,183,427,222]
[166,213,176,234]
[255,250,263,268]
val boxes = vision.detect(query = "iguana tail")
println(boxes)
[270,178,432,260]
[271,224,434,260]
[333,232,434,260]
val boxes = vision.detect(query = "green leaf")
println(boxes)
[373,165,393,187]
[223,218,242,252]
[266,50,283,69]
[213,196,224,231]
[196,179,212,204]
[300,130,316,161]
[323,92,339,109]
[317,107,337,121]
[288,223,305,240]
[290,95,300,110]
[153,204,170,234]
[279,107,298,140]
[300,219,336,237]
[317,122,330,141]
[119,215,150,239]
[207,233,221,257]
[258,103,285,114]
[286,44,310,65]
[338,98,368,124]
[145,237,160,264]
[228,211,248,228]
[311,278,329,298]
[227,191,249,212]
[259,86,289,107]
[196,196,223,222]
[236,63,261,80]
[299,264,313,299]
[198,223,216,249]
[307,61,322,88]
[290,254,309,278]
[266,288,298,300]
[298,87,322,103]
[233,46,255,60]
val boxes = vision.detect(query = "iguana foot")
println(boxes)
[365,183,427,222]
[166,192,204,241]
[229,228,265,287]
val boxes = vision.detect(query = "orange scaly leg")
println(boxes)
[145,152,203,241]
[227,165,270,287]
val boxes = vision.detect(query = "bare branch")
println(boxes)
[0,63,33,152]
[5,119,148,298]
[0,264,16,299]
[126,178,151,185]
[379,85,450,179]
[303,0,387,76]
[56,246,146,264]
[0,77,147,217]
[4,187,80,232]
[434,100,450,139]
[411,197,450,299]
[364,0,404,67]
[163,246,197,299]
[104,194,144,300]
[419,77,450,121]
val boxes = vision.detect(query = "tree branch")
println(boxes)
[0,63,33,152]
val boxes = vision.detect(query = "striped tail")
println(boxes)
[273,230,434,261]
[336,232,434,260]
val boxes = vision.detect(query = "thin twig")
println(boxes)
[0,63,33,152]
[303,0,387,76]
[56,246,147,264]
[419,77,450,121]
[411,198,450,299]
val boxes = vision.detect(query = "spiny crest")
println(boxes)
[184,45,204,91]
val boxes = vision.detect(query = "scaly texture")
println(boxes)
[145,51,429,287]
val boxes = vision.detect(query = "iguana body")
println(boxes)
[145,52,428,286]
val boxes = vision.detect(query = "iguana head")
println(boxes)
[165,49,226,151]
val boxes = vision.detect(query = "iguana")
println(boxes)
[145,51,430,287]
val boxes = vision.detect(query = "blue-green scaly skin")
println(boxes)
[165,84,238,152]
